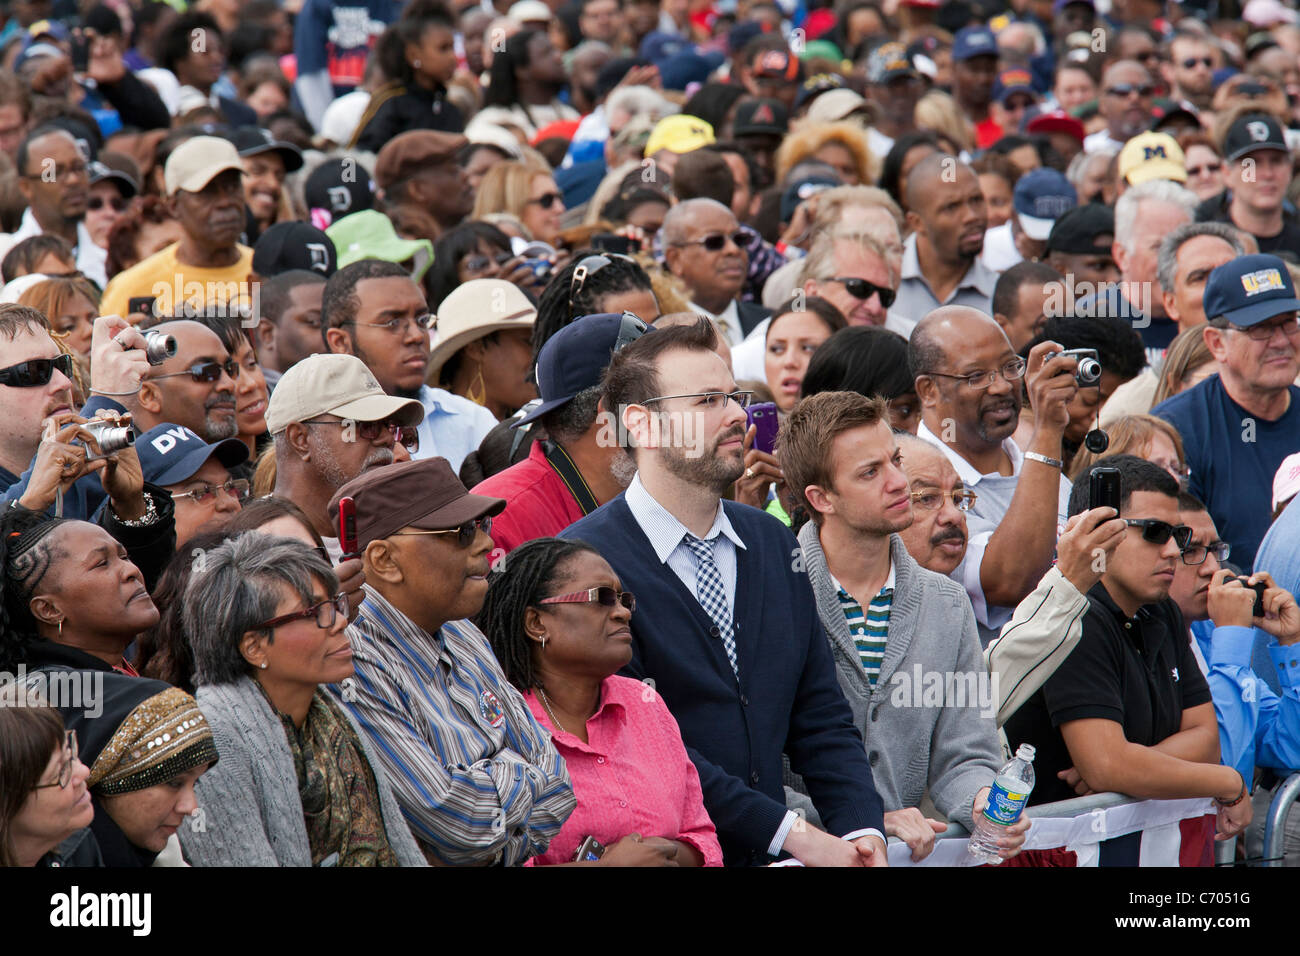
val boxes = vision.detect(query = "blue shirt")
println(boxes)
[1192,621,1300,779]
[413,385,498,474]
[1153,375,1300,570]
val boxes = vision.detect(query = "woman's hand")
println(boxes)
[733,424,782,508]
[18,415,102,512]
[598,834,680,866]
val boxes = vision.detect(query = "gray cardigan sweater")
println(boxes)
[787,525,1003,825]
[180,677,426,867]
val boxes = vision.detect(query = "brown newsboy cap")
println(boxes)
[327,457,505,552]
[374,130,469,190]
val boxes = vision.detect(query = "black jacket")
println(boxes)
[37,827,104,867]
[352,82,465,153]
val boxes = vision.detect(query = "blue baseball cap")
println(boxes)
[1013,167,1077,241]
[1203,254,1300,327]
[781,173,839,223]
[135,423,249,487]
[952,25,998,61]
[516,313,654,427]
[639,30,688,64]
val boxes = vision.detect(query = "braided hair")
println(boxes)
[0,509,71,671]
[532,251,655,363]
[476,537,598,692]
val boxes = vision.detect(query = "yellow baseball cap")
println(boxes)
[1118,131,1187,186]
[644,115,716,158]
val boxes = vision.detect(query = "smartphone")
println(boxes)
[572,836,606,862]
[127,296,158,320]
[591,232,641,255]
[745,402,779,456]
[70,30,90,72]
[337,496,358,559]
[1089,466,1121,513]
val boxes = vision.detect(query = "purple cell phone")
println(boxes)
[746,402,779,456]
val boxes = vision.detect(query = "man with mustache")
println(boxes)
[120,320,240,443]
[326,458,575,865]
[265,352,424,551]
[779,391,1017,864]
[895,433,970,576]
[561,318,888,866]
[99,137,254,321]
[322,259,496,474]
[1005,456,1253,853]
[911,305,1077,645]
[1084,60,1157,155]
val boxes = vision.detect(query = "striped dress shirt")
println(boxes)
[330,585,575,866]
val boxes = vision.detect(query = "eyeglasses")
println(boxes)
[640,389,755,409]
[538,586,637,612]
[1124,518,1194,548]
[1185,162,1222,177]
[389,515,493,548]
[32,730,78,790]
[568,253,634,314]
[923,358,1026,390]
[171,478,250,503]
[301,418,420,451]
[824,276,897,308]
[1180,539,1231,566]
[910,489,977,513]
[463,251,512,274]
[342,313,436,334]
[677,228,755,252]
[1226,315,1300,340]
[153,358,239,383]
[527,191,563,210]
[0,353,73,388]
[1180,57,1213,69]
[87,195,127,212]
[1105,83,1155,98]
[23,161,89,182]
[256,592,350,631]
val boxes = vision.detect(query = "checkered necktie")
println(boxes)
[683,534,739,678]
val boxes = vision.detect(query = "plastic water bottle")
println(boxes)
[968,744,1036,865]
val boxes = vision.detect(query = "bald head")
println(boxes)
[905,156,986,264]
[662,197,736,246]
[134,319,237,440]
[908,305,1008,380]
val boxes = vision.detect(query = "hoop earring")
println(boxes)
[468,365,487,406]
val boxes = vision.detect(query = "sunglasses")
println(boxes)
[527,191,563,210]
[390,514,493,548]
[538,585,637,612]
[1105,83,1155,98]
[1179,57,1212,69]
[153,358,239,383]
[1124,518,1194,549]
[0,353,73,388]
[301,418,420,451]
[463,251,513,273]
[826,276,897,308]
[681,228,755,252]
[568,253,635,314]
[87,195,127,212]
[1185,162,1222,177]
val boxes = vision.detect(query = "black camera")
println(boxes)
[1046,348,1102,387]
[1237,577,1268,617]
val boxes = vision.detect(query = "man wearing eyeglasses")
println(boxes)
[561,318,888,866]
[135,422,249,547]
[1005,455,1254,851]
[895,433,971,576]
[661,198,770,349]
[326,457,575,865]
[780,391,1015,864]
[1153,254,1300,571]
[10,125,105,287]
[1083,60,1156,155]
[322,259,497,473]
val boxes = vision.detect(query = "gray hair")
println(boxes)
[800,231,896,286]
[1066,148,1114,193]
[1155,221,1245,293]
[605,85,678,127]
[183,534,339,686]
[1114,180,1198,254]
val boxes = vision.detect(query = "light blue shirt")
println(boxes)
[413,385,498,474]
[1192,620,1300,780]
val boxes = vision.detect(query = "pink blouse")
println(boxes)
[525,675,724,867]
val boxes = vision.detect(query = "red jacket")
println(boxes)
[471,440,588,557]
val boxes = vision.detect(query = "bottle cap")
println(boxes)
[1016,743,1036,761]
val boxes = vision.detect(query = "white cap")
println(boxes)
[508,0,551,23]
[466,123,524,160]
[1244,0,1298,26]
[1273,452,1300,511]
[319,90,372,147]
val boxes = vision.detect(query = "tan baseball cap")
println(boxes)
[427,279,537,387]
[265,353,425,435]
[164,135,246,196]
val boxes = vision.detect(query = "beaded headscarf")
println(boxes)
[87,687,218,795]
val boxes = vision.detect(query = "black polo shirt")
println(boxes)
[1195,191,1300,259]
[1005,583,1211,806]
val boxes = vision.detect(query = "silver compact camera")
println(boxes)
[1046,348,1102,386]
[142,329,177,365]
[80,420,135,460]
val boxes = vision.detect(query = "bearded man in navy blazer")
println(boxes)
[559,318,887,866]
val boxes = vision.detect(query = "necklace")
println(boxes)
[537,687,568,735]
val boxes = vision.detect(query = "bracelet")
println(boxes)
[1024,451,1063,469]
[1215,774,1248,808]
[112,491,159,527]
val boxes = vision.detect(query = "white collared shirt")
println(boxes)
[9,208,107,288]
[689,299,744,349]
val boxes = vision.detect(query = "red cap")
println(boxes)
[1026,109,1086,145]
[531,119,581,147]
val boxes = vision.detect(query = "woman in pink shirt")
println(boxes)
[478,537,723,867]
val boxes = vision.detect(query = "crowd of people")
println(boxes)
[1,0,1300,870]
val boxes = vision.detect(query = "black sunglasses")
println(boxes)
[568,253,635,315]
[87,195,127,212]
[1105,83,1155,98]
[684,229,754,252]
[827,276,897,308]
[0,354,74,388]
[1124,518,1194,549]
[389,515,493,548]
[528,191,563,210]
[153,358,239,383]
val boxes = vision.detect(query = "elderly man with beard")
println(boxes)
[910,305,1078,645]
[560,318,888,867]
[471,313,646,556]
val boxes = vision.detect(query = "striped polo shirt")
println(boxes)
[831,563,896,686]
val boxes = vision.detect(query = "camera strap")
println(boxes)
[541,439,600,516]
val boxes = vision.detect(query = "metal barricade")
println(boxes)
[1263,772,1300,867]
